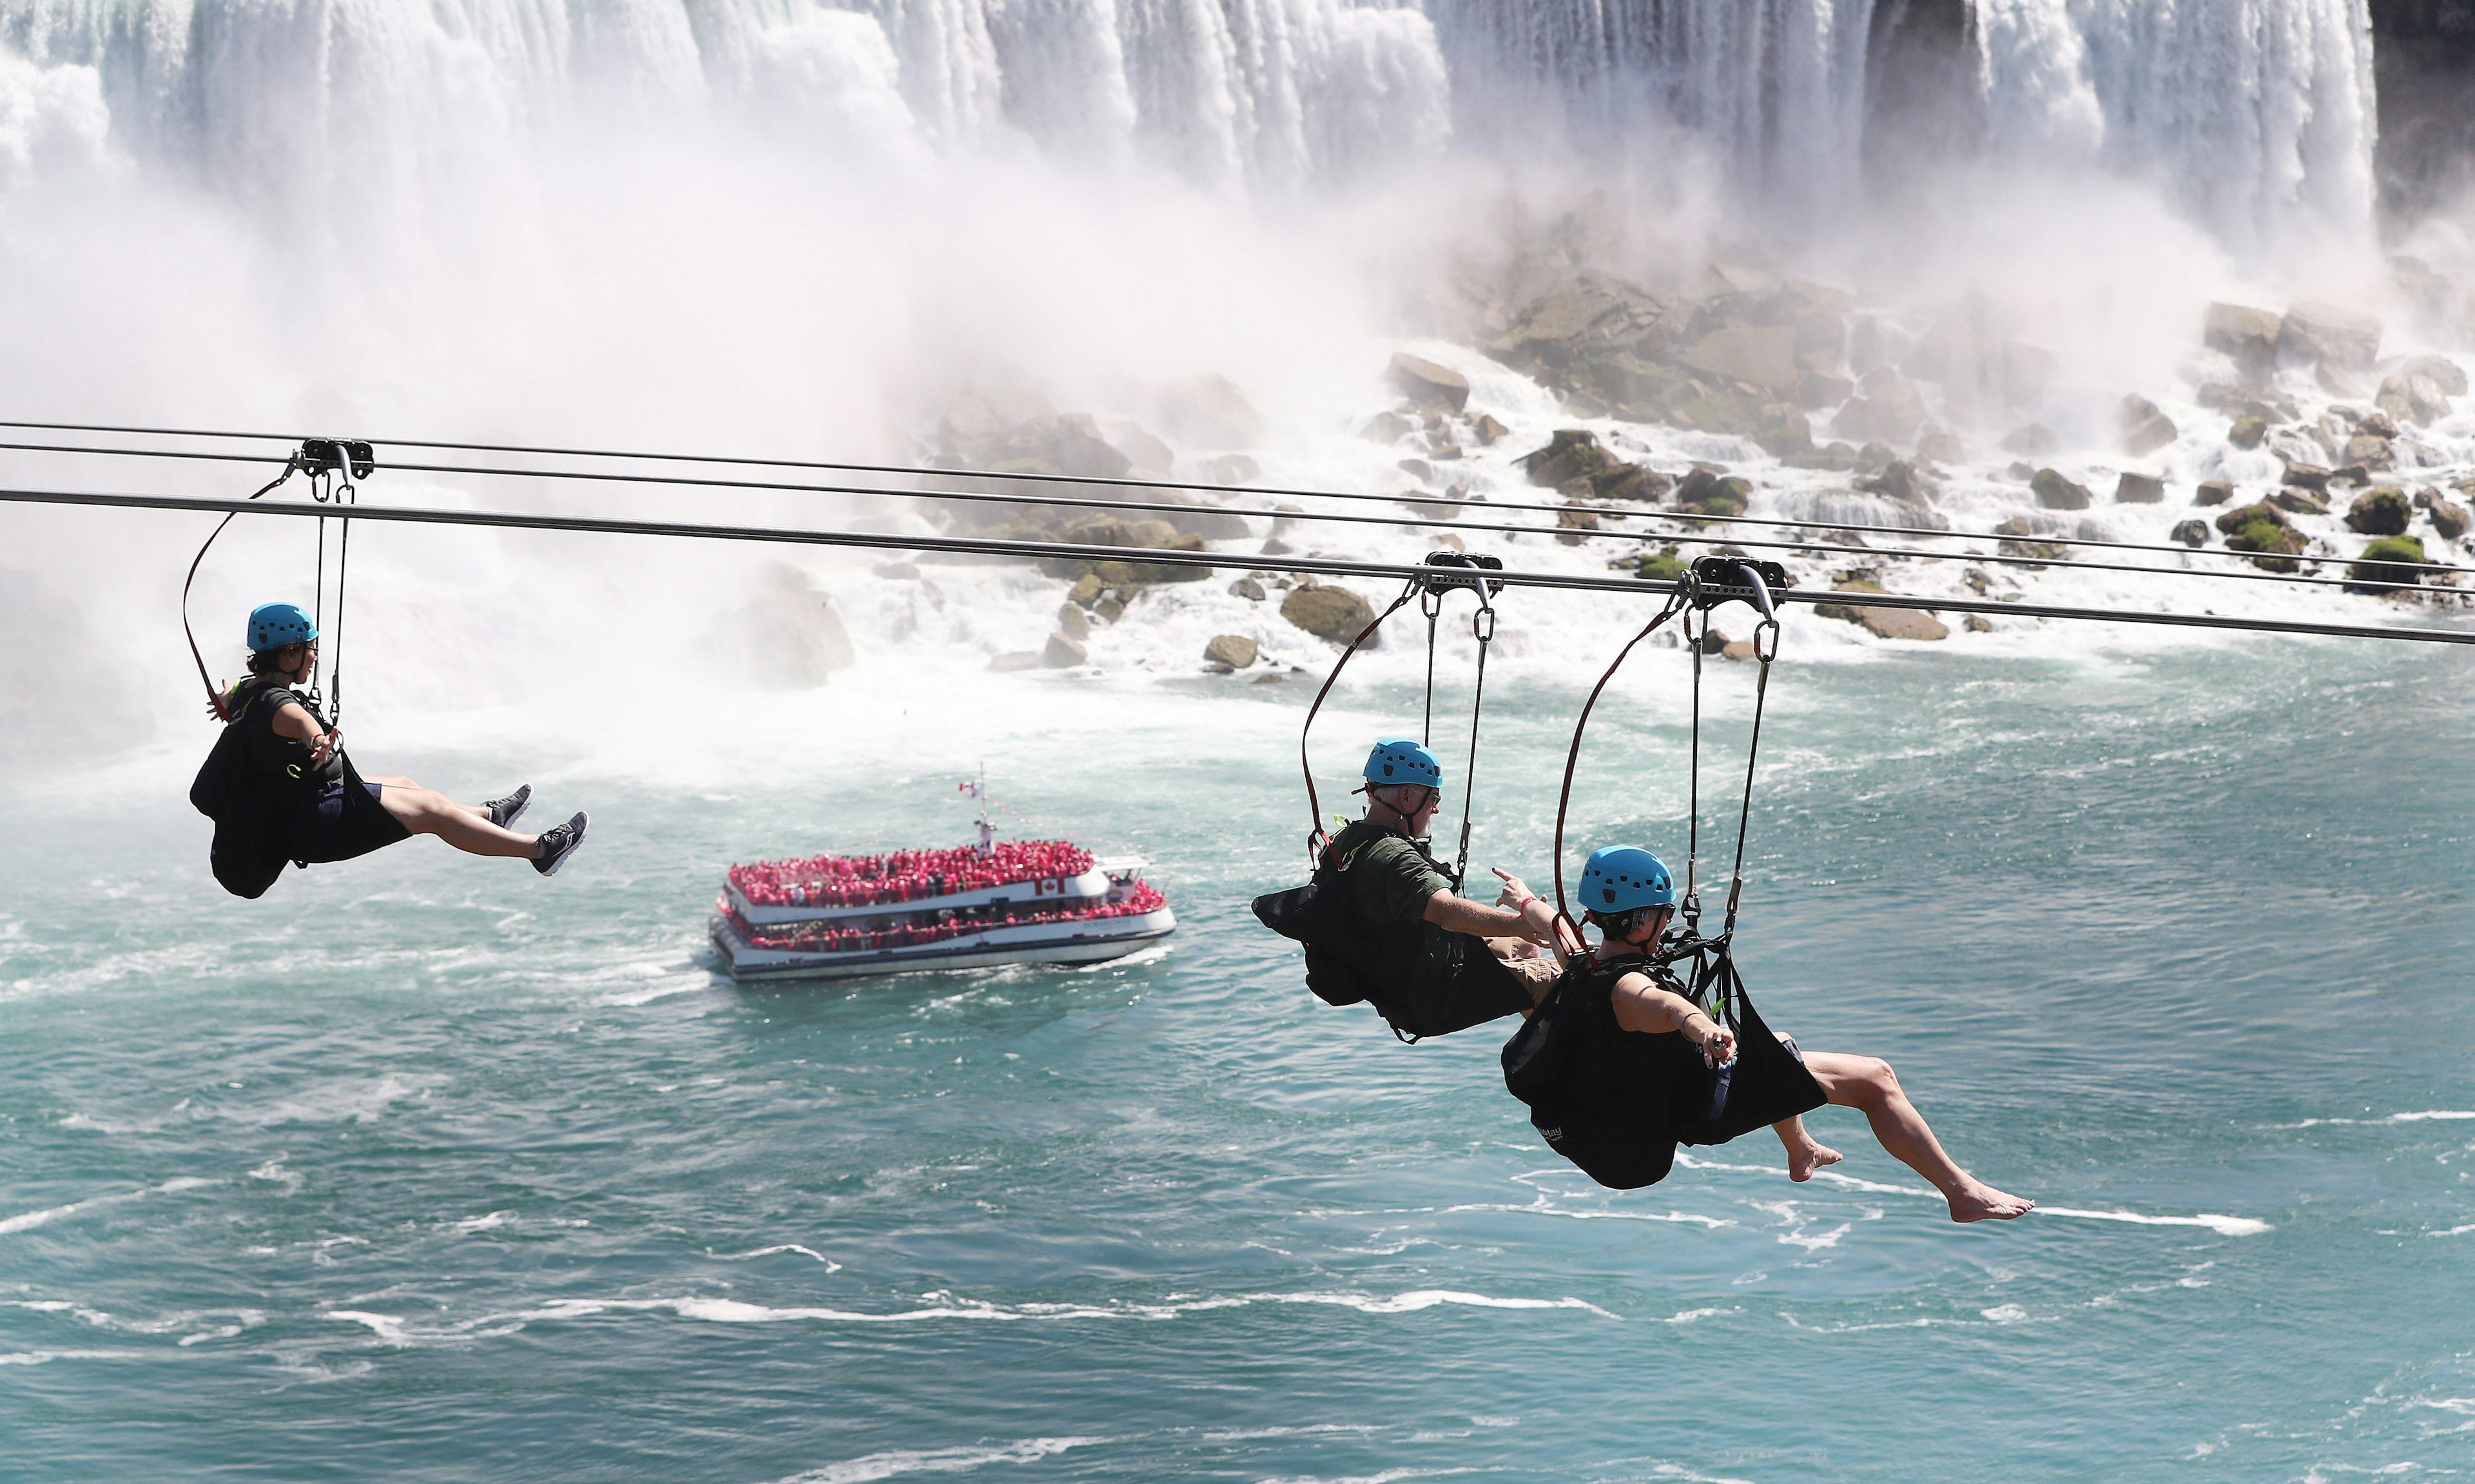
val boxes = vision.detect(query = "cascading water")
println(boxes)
[0,1,2387,250]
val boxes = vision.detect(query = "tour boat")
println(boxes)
[710,829,1176,982]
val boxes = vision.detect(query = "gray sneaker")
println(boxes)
[533,811,588,876]
[485,784,532,829]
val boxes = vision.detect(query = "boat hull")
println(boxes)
[712,908,1177,982]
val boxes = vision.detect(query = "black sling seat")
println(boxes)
[1253,820,1533,1041]
[1501,952,1825,1190]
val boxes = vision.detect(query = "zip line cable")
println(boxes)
[1,432,2464,593]
[8,482,2472,648]
[3,416,2465,580]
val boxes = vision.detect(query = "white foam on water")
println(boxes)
[712,1244,844,1270]
[0,1176,221,1237]
[1664,1306,1740,1325]
[766,1436,1103,1484]
[0,1348,146,1366]
[2282,1110,2475,1128]
[2037,1208,2271,1237]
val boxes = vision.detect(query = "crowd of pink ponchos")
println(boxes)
[724,882,1168,955]
[729,841,1099,909]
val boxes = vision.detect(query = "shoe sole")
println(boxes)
[536,811,588,878]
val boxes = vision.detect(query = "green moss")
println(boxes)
[2225,519,2307,572]
[2349,534,2431,591]
[1628,546,1687,583]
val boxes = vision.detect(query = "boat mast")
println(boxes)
[975,763,993,857]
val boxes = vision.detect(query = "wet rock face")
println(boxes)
[1814,580,1948,640]
[1203,635,1259,670]
[2204,302,2284,374]
[1152,374,1263,448]
[2424,486,2473,539]
[2282,302,2384,369]
[2115,472,2167,504]
[1994,517,2067,564]
[2228,414,2269,449]
[1519,429,1615,488]
[1674,467,1753,516]
[2171,519,2211,548]
[2350,535,2430,591]
[2195,479,2237,506]
[2218,501,2308,570]
[1680,325,1800,391]
[721,564,857,690]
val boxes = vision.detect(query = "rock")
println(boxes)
[721,568,859,689]
[2282,302,2383,367]
[1754,403,1816,459]
[1361,410,1413,443]
[2345,487,2412,535]
[1832,366,1926,444]
[973,412,1133,479]
[2203,302,2284,371]
[2400,354,2467,396]
[1260,537,1293,556]
[2281,460,2333,490]
[1198,453,1261,486]
[1624,546,1687,583]
[2032,468,2092,510]
[1203,634,1259,670]
[1697,628,1732,655]
[1068,573,1105,607]
[873,561,922,580]
[1593,464,1672,503]
[2358,409,2400,438]
[1814,580,1948,640]
[1994,517,2067,563]
[1916,426,1965,465]
[1057,602,1091,640]
[1800,369,1854,410]
[2349,535,2430,591]
[2331,464,2373,488]
[1094,596,1126,623]
[2342,432,2396,471]
[2171,519,2209,547]
[1857,459,1925,504]
[2407,374,2452,425]
[988,652,1043,672]
[1230,577,1267,601]
[2269,489,2329,516]
[1281,584,1379,644]
[1470,413,1509,446]
[2002,341,2059,407]
[1556,503,1600,544]
[1388,352,1471,412]
[2001,423,2057,457]
[2228,414,2268,449]
[1721,639,1758,660]
[1043,631,1089,668]
[1519,429,1615,488]
[1430,534,1465,551]
[2195,479,2236,506]
[1152,374,1263,447]
[2218,502,2306,570]
[1397,456,1434,484]
[1680,325,1801,391]
[2428,494,2471,540]
[2317,361,2372,400]
[1111,424,1176,475]
[2115,472,2167,504]
[1674,467,1753,516]
[2121,394,2179,456]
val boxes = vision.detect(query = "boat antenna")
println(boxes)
[975,764,993,857]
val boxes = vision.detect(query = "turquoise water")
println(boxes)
[5,637,2472,1481]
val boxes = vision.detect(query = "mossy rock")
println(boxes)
[2344,487,2412,535]
[2270,488,2330,516]
[2225,518,2307,571]
[1622,546,1687,583]
[2031,468,2092,510]
[2215,501,2289,535]
[1518,429,1616,488]
[1674,468,1752,516]
[1993,516,2066,564]
[2349,535,2430,591]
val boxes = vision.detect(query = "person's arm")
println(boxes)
[1609,973,1737,1064]
[1422,886,1557,943]
[271,699,338,767]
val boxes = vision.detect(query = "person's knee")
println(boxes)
[1840,1055,1899,1109]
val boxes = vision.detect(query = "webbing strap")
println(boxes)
[181,463,299,722]
[1446,588,1494,890]
[1297,579,1421,857]
[1548,584,1689,944]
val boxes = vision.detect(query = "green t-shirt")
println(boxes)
[1336,822,1451,927]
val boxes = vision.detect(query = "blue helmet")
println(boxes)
[1363,738,1442,790]
[247,602,318,651]
[1580,845,1674,914]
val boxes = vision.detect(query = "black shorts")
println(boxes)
[290,780,411,864]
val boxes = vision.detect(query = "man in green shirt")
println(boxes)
[1318,738,1562,1038]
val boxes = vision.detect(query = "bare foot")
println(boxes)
[1945,1180,2034,1223]
[1787,1141,1843,1182]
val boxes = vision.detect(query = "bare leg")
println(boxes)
[364,775,490,814]
[1803,1051,2032,1222]
[1774,1114,1843,1182]
[376,782,540,860]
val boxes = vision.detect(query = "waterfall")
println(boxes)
[0,1,2392,253]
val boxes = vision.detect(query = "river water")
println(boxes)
[6,626,2470,1482]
